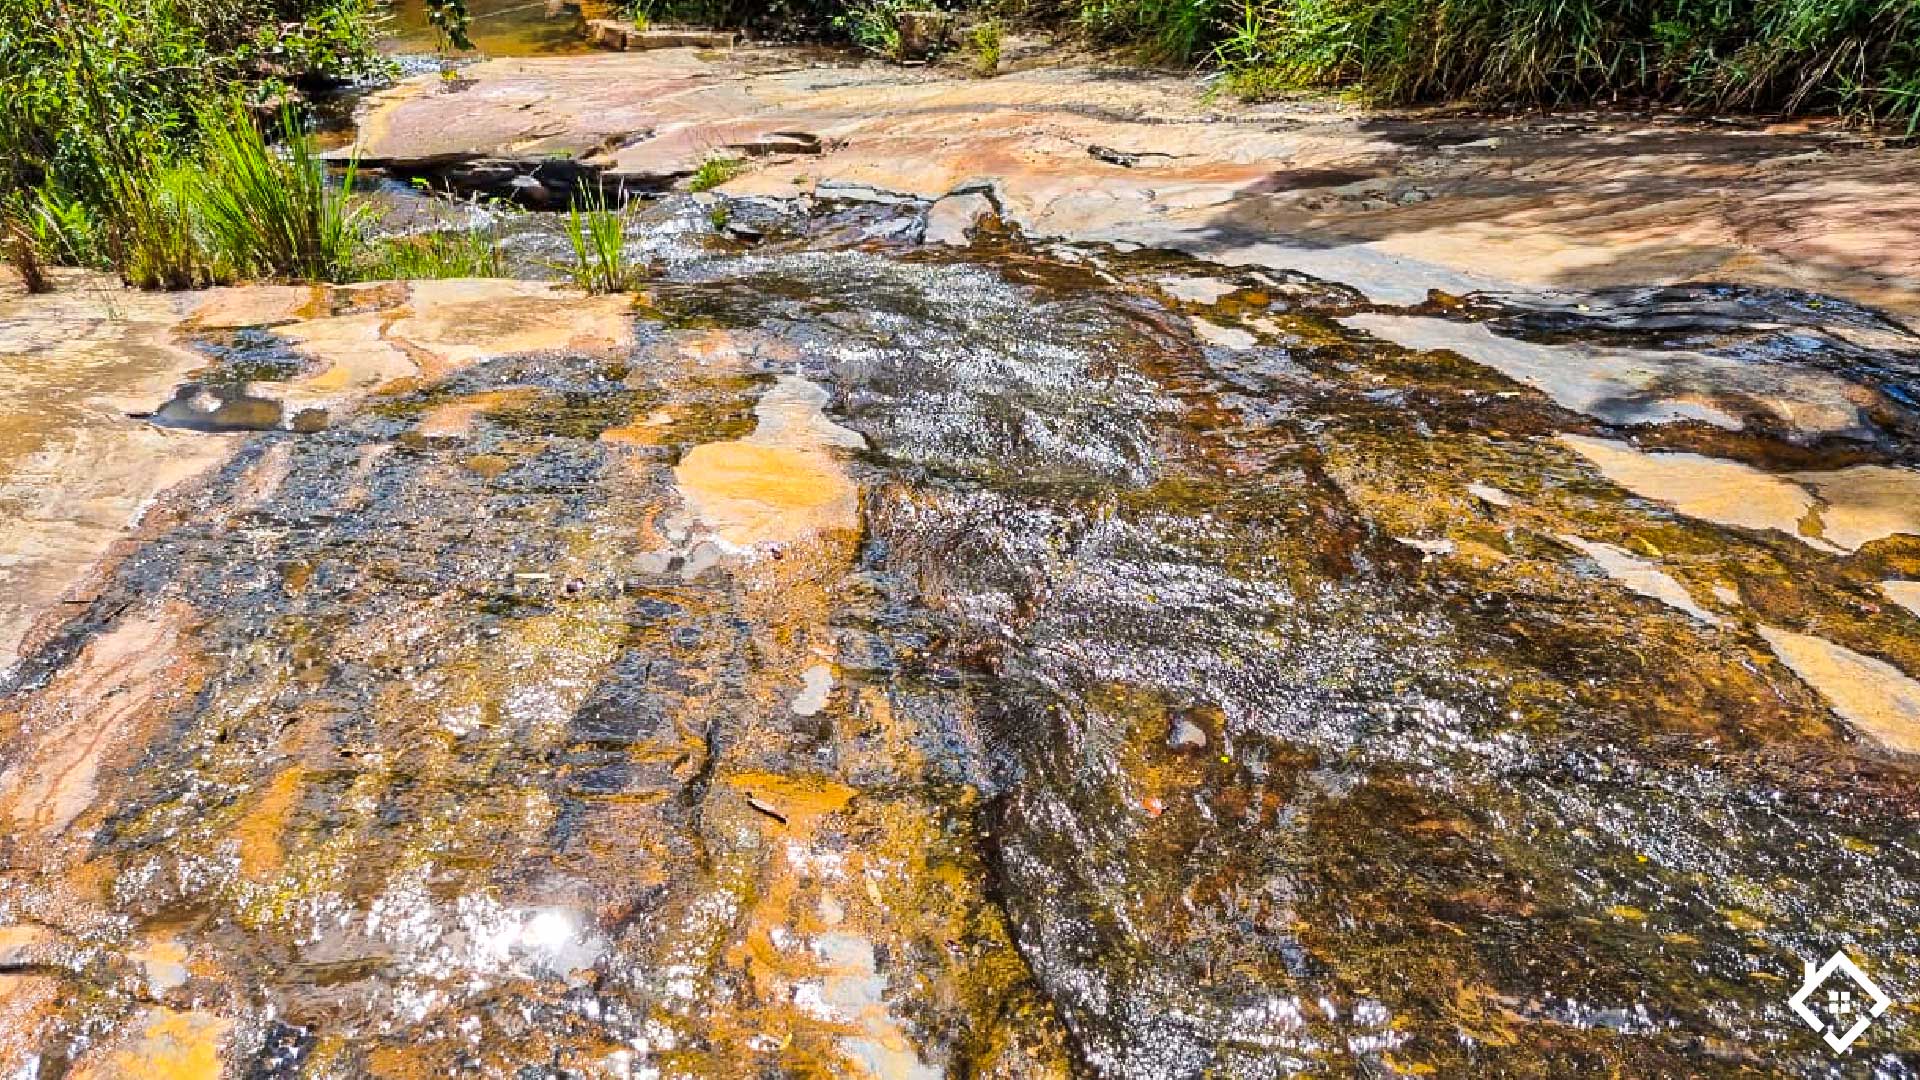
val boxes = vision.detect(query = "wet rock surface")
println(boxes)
[5,177,1920,1078]
[344,50,1920,320]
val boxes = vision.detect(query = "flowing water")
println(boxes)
[4,195,1920,1077]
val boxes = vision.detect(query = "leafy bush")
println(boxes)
[0,0,387,285]
[835,0,909,52]
[0,0,388,201]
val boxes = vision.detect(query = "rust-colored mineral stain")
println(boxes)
[71,1008,232,1080]
[674,442,859,549]
[235,766,306,880]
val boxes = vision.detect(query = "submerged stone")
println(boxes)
[1558,534,1721,626]
[1557,434,1832,548]
[1759,627,1920,754]
[1345,313,1871,436]
[674,375,862,552]
[6,182,1920,1077]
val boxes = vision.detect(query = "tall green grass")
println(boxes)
[562,186,638,293]
[111,160,221,289]
[18,100,517,289]
[192,100,369,281]
[85,101,369,288]
[1203,0,1920,129]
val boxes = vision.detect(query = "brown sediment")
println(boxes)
[414,388,541,438]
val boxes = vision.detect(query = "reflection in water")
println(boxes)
[381,0,603,58]
[145,382,289,432]
[3,198,1920,1076]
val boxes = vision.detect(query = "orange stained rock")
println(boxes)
[235,766,306,880]
[0,974,61,1071]
[387,279,636,368]
[276,311,416,404]
[71,1008,232,1080]
[674,442,860,550]
[183,285,324,329]
[720,770,858,830]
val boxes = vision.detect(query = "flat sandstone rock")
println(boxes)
[344,51,1920,318]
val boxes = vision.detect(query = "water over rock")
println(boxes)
[6,120,1920,1078]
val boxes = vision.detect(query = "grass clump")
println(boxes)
[689,155,746,192]
[561,186,639,293]
[4,94,516,289]
[364,224,507,279]
[191,100,370,282]
[87,101,370,288]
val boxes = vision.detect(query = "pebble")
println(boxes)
[1168,717,1208,751]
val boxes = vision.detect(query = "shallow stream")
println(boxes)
[3,191,1920,1077]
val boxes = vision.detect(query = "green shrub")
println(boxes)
[0,0,388,203]
[1206,0,1920,130]
[1081,0,1220,63]
[0,0,387,286]
[19,187,104,268]
[834,0,906,53]
[970,17,1004,74]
